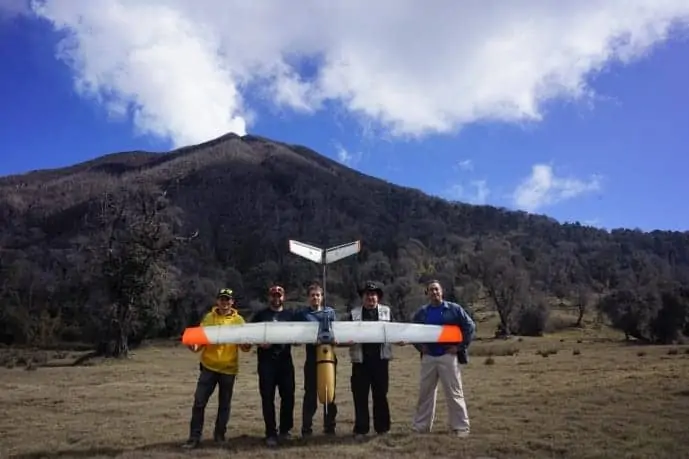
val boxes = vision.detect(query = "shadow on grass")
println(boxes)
[8,432,407,458]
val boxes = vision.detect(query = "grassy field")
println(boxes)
[1,322,689,459]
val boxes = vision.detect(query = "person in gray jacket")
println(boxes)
[342,281,402,439]
[410,279,476,437]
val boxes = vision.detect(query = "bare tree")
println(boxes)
[387,276,413,321]
[472,238,531,335]
[574,286,591,327]
[94,184,197,358]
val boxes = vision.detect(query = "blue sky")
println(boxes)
[1,1,688,232]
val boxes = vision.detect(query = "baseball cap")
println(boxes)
[217,288,234,298]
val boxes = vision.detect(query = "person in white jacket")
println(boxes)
[343,281,398,440]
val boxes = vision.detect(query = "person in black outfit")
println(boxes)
[343,281,402,439]
[249,284,296,447]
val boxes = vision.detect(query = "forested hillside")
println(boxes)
[1,133,688,356]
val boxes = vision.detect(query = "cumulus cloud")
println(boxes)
[27,0,689,147]
[334,142,362,167]
[512,164,602,212]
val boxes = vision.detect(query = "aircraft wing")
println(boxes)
[182,322,320,345]
[331,322,463,344]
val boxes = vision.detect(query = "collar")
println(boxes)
[212,306,237,316]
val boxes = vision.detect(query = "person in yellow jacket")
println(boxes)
[182,288,251,449]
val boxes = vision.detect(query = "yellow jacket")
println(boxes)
[193,307,246,375]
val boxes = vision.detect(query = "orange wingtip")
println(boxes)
[438,325,463,343]
[182,327,210,346]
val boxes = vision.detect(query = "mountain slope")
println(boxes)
[1,133,688,350]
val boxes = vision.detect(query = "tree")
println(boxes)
[473,239,531,335]
[386,276,414,321]
[93,184,197,358]
[574,286,592,327]
[597,288,658,342]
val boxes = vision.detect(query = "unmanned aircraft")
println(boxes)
[181,239,464,410]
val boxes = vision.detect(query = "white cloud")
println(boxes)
[447,180,490,205]
[455,159,474,172]
[27,0,689,147]
[334,142,362,167]
[512,164,602,212]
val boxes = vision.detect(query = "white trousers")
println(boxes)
[411,352,470,432]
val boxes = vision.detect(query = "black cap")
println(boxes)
[358,281,384,299]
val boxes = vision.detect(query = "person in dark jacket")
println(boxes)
[248,284,296,447]
[410,279,476,437]
[294,282,338,437]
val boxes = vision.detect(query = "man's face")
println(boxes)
[427,282,443,302]
[269,287,285,307]
[309,289,322,308]
[216,296,233,314]
[363,290,378,308]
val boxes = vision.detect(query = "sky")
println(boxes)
[1,0,688,232]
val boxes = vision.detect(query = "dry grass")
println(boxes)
[1,334,689,459]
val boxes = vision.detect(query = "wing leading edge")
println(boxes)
[182,322,319,345]
[182,321,462,345]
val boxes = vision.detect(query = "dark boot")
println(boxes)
[181,438,200,449]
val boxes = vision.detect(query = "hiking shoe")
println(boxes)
[453,429,470,438]
[301,429,313,438]
[323,428,336,435]
[181,438,200,449]
[265,436,279,447]
[213,433,226,443]
[279,432,292,442]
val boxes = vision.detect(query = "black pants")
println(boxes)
[258,358,296,438]
[189,364,236,440]
[350,358,390,435]
[302,357,337,433]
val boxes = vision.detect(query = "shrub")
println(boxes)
[513,301,550,336]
